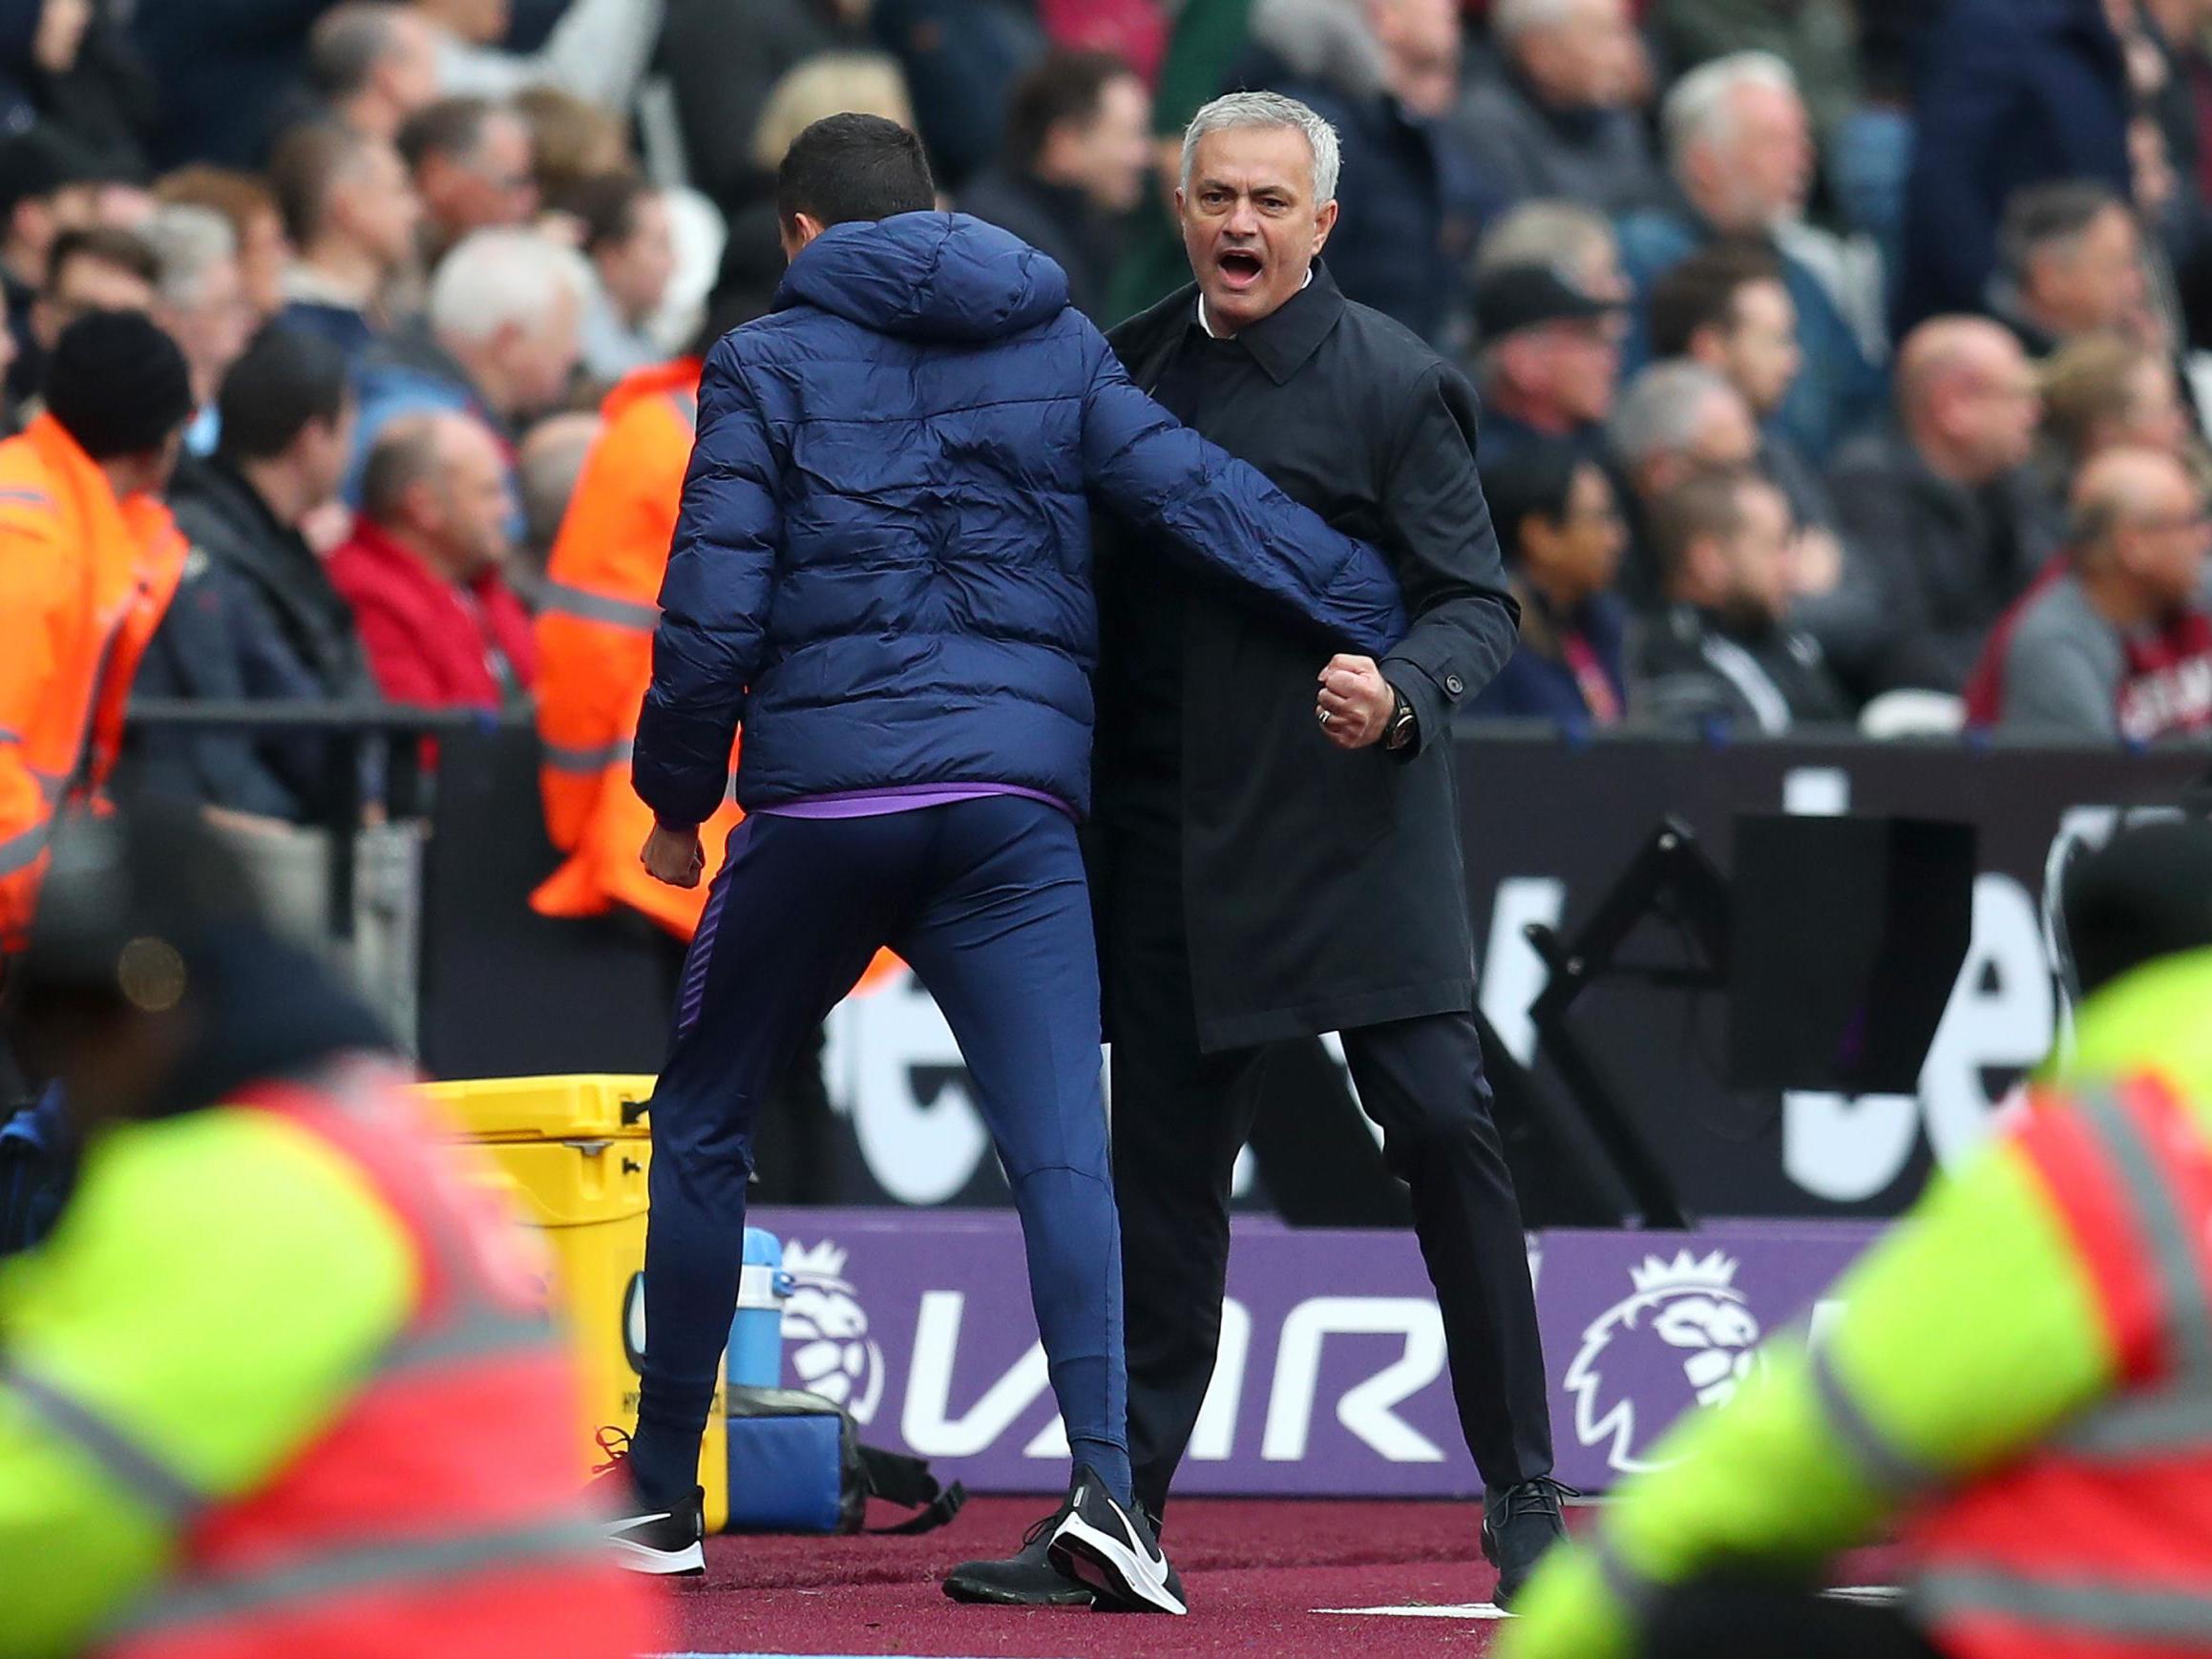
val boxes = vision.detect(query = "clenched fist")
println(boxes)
[642,823,706,888]
[1316,654,1396,750]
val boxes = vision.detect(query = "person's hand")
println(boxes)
[1316,654,1396,750]
[642,823,705,888]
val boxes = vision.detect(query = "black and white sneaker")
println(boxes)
[1044,1465,1188,1615]
[943,1496,1096,1606]
[584,1428,706,1576]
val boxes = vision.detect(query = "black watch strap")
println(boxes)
[1384,686,1417,751]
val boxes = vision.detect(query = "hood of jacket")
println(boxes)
[774,211,1070,344]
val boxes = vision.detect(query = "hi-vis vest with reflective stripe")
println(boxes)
[89,1058,654,1659]
[0,414,184,953]
[531,361,747,939]
[1898,1073,2212,1659]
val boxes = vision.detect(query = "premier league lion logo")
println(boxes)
[1564,1250,1762,1475]
[780,1239,886,1425]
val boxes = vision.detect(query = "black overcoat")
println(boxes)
[1095,262,1520,1051]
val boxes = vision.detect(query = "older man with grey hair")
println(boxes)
[141,204,253,452]
[947,84,1569,1614]
[1452,0,1662,214]
[347,224,590,504]
[1607,359,1759,604]
[1616,50,1883,461]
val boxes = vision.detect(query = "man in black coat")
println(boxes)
[945,88,1567,1614]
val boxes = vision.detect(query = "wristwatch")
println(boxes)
[1383,686,1418,752]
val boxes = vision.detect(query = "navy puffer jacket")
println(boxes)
[634,212,1407,824]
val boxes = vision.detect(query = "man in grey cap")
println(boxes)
[1469,260,1628,467]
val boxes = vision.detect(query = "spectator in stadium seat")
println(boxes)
[22,222,153,402]
[1980,446,2212,740]
[156,167,292,326]
[1470,260,1628,467]
[0,125,105,399]
[135,326,372,826]
[306,2,443,145]
[1654,0,1861,142]
[140,205,254,456]
[567,172,676,382]
[348,225,588,502]
[1634,466,1851,729]
[1895,0,2133,333]
[1645,237,1876,660]
[1247,0,1493,343]
[330,410,535,711]
[1453,0,1664,216]
[1617,51,1884,460]
[2041,331,2198,472]
[1472,440,1631,725]
[270,122,423,362]
[513,407,600,602]
[1607,358,1760,603]
[1988,179,2158,358]
[514,85,630,207]
[1827,316,2062,693]
[959,50,1153,324]
[398,94,537,266]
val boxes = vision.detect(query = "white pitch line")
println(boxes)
[1314,1604,1510,1620]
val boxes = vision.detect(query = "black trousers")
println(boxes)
[1101,798,1554,1513]
[1644,1581,1939,1659]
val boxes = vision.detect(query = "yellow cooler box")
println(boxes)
[416,1074,727,1533]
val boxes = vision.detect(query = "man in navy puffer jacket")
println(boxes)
[607,115,1407,1612]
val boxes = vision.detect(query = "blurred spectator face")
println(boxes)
[380,10,442,122]
[1703,277,1801,418]
[34,250,154,348]
[1686,82,1813,232]
[419,111,537,244]
[1500,317,1625,426]
[157,251,254,408]
[488,279,581,417]
[1923,333,2043,480]
[1510,0,1639,112]
[595,189,676,327]
[2025,204,2147,340]
[236,206,290,321]
[2104,455,2212,615]
[427,416,516,577]
[303,394,360,510]
[1692,385,1761,469]
[335,139,423,271]
[1719,477,1796,624]
[1178,124,1340,337]
[1521,461,1628,604]
[417,0,513,47]
[1042,73,1153,215]
[2115,356,2192,456]
[1370,0,1461,120]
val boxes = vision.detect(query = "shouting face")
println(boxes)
[1177,123,1338,338]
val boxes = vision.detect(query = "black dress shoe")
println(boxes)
[1482,1477,1571,1608]
[944,1496,1095,1606]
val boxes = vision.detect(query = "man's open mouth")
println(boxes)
[1217,249,1265,289]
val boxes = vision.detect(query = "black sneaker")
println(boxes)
[1482,1477,1571,1609]
[1045,1465,1188,1615]
[584,1428,706,1576]
[943,1498,1097,1606]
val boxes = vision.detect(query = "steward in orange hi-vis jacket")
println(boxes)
[0,316,198,957]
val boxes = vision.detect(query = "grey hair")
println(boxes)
[430,227,593,344]
[1181,90,1341,205]
[1473,200,1615,280]
[140,204,238,309]
[1660,50,1798,168]
[1609,360,1737,468]
[1491,0,1585,42]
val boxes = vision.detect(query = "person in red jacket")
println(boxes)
[328,409,536,710]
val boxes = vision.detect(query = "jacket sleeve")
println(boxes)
[1498,1119,2122,1659]
[1076,330,1409,657]
[0,1115,414,1659]
[1369,365,1522,757]
[633,344,781,830]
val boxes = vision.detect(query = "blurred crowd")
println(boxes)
[0,0,2204,876]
